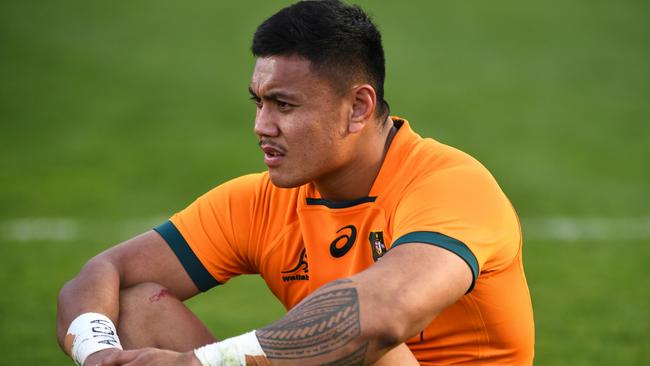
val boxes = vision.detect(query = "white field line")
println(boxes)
[0,217,167,243]
[1,216,649,243]
[522,216,650,242]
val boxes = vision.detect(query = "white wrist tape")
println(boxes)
[67,312,123,366]
[194,331,267,366]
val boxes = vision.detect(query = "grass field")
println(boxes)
[1,0,649,364]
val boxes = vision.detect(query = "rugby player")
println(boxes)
[57,1,534,365]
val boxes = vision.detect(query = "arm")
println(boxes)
[252,242,472,365]
[56,230,200,358]
[85,239,468,365]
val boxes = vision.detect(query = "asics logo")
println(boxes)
[329,225,357,258]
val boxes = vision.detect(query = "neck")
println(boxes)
[314,117,396,202]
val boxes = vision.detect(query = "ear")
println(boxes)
[348,84,377,134]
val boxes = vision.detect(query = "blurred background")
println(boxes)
[1,0,648,364]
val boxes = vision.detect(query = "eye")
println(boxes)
[250,96,262,109]
[276,100,295,112]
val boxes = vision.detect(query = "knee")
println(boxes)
[120,282,175,311]
[119,283,177,320]
[118,283,214,350]
[118,283,179,340]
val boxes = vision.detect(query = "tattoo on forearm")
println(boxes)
[257,279,364,362]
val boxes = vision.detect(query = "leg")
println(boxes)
[117,283,419,364]
[117,282,216,351]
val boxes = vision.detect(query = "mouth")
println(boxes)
[260,142,286,168]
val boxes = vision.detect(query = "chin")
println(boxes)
[268,170,309,188]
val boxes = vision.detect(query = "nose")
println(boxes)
[254,105,280,137]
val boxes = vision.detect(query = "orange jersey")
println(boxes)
[154,118,534,365]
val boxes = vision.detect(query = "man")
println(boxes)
[57,1,534,365]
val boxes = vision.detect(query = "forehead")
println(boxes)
[250,55,331,96]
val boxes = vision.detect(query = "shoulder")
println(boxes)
[399,138,512,218]
[393,138,521,270]
[398,135,499,195]
[387,119,493,186]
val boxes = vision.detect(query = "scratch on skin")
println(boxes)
[148,289,172,303]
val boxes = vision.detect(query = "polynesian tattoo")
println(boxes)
[256,279,366,364]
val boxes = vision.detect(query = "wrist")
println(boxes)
[66,312,123,366]
[194,330,267,366]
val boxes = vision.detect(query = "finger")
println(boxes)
[98,349,140,366]
[84,348,122,366]
[119,353,149,366]
[119,350,156,366]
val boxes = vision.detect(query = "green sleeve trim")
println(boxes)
[153,221,220,292]
[392,231,479,293]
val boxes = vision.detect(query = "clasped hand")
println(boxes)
[83,347,201,366]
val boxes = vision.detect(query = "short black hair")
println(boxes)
[252,0,389,119]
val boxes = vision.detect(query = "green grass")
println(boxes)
[1,0,649,364]
[525,239,649,364]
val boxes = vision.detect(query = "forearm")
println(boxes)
[249,244,469,365]
[255,278,408,366]
[56,256,121,352]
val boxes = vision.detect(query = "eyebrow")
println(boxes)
[248,86,299,102]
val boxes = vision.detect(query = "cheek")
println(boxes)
[306,131,347,169]
[283,108,346,160]
[285,130,329,170]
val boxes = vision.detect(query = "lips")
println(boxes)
[260,141,286,168]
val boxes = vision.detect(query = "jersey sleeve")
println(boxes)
[154,173,264,291]
[391,162,521,292]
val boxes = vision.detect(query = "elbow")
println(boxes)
[56,256,117,347]
[365,312,412,351]
[57,276,81,314]
[375,327,402,352]
[57,279,72,308]
[363,296,435,353]
[57,257,99,300]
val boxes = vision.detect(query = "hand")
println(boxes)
[84,347,201,366]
